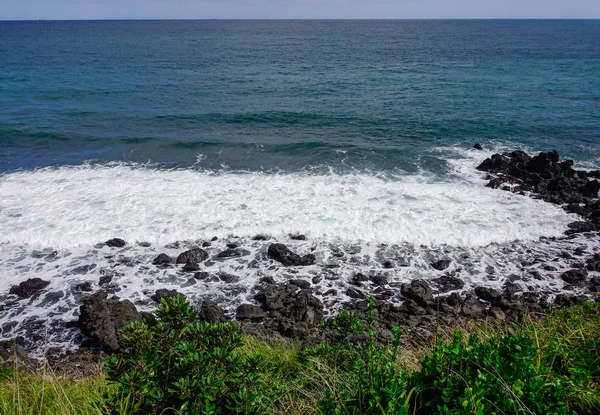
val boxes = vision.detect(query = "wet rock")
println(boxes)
[216,248,250,259]
[152,289,181,303]
[74,282,93,292]
[176,248,209,264]
[565,221,597,235]
[289,279,311,289]
[105,238,126,248]
[351,273,370,286]
[219,272,240,283]
[474,287,501,304]
[199,300,226,323]
[369,275,389,286]
[267,243,316,266]
[431,276,464,293]
[9,278,50,298]
[252,234,269,241]
[401,280,433,306]
[473,143,484,150]
[346,288,366,299]
[152,253,172,265]
[446,292,462,307]
[236,304,267,321]
[561,269,588,286]
[76,291,141,352]
[182,262,200,272]
[289,234,307,240]
[431,259,451,271]
[99,275,113,286]
[137,242,151,247]
[193,271,210,280]
[254,283,323,326]
[72,264,96,275]
[580,180,600,197]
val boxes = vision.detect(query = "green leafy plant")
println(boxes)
[411,330,571,415]
[105,295,262,415]
[307,297,412,414]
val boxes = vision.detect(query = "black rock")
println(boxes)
[431,259,451,271]
[219,272,240,283]
[199,300,226,323]
[105,238,126,248]
[382,260,394,269]
[152,253,172,265]
[267,243,316,266]
[561,269,588,285]
[289,279,311,289]
[182,262,200,272]
[431,276,464,293]
[254,283,323,326]
[9,278,50,298]
[566,221,597,235]
[76,291,141,352]
[152,289,181,303]
[216,248,249,259]
[289,234,307,240]
[74,282,93,292]
[460,295,487,318]
[369,275,389,286]
[252,234,269,241]
[99,275,113,286]
[193,271,210,280]
[346,288,366,299]
[474,287,501,304]
[473,143,484,150]
[236,304,267,321]
[401,280,433,306]
[176,248,209,264]
[580,180,600,197]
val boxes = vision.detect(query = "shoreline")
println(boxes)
[0,148,599,367]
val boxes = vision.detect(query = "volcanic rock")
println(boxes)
[236,304,267,321]
[267,243,316,266]
[76,291,141,352]
[561,269,588,286]
[199,300,226,323]
[151,289,181,303]
[105,238,126,248]
[431,259,451,271]
[9,278,50,298]
[401,280,433,306]
[152,253,172,265]
[176,248,208,264]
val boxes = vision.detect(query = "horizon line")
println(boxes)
[2,17,600,22]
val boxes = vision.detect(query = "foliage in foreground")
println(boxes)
[0,297,598,415]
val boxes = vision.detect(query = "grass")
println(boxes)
[0,300,598,415]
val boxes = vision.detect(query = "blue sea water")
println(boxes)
[1,20,600,350]
[1,19,599,173]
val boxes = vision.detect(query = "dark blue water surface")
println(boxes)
[1,20,599,173]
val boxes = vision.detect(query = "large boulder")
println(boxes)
[561,269,588,286]
[9,278,50,298]
[152,253,172,265]
[401,280,433,306]
[105,238,126,248]
[267,243,316,266]
[236,304,267,321]
[199,300,226,323]
[76,291,141,352]
[176,248,208,264]
[254,283,323,326]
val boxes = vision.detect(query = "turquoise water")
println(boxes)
[1,20,599,173]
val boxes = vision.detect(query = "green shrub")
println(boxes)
[306,298,412,414]
[105,295,262,415]
[411,330,571,415]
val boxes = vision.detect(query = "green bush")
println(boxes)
[411,330,571,415]
[305,298,412,414]
[105,295,262,415]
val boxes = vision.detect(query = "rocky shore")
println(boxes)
[1,149,599,373]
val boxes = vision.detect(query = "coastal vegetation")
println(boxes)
[1,295,598,415]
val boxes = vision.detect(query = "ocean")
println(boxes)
[0,20,599,350]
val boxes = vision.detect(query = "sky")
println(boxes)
[1,0,600,20]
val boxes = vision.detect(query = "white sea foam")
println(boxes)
[0,152,597,354]
[0,163,575,249]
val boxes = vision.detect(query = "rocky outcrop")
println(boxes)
[267,243,316,266]
[76,291,141,352]
[0,339,38,371]
[152,253,172,265]
[199,300,226,323]
[105,238,126,248]
[176,248,208,264]
[9,278,50,298]
[152,289,181,303]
